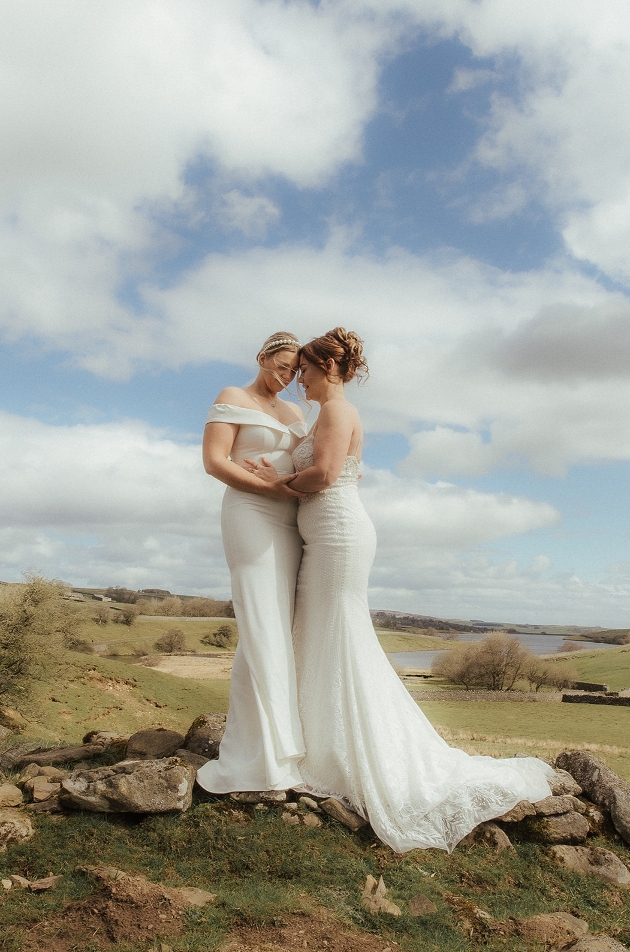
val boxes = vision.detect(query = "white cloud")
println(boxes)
[219,190,281,237]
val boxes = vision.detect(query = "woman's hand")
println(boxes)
[243,457,279,482]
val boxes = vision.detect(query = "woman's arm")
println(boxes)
[287,402,358,493]
[203,422,302,499]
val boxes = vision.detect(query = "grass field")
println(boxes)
[78,610,238,656]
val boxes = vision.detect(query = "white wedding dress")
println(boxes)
[292,434,555,853]
[197,405,307,794]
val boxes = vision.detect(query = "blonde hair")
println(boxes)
[256,331,300,361]
[299,327,368,383]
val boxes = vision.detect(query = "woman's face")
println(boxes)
[260,349,299,389]
[298,357,327,400]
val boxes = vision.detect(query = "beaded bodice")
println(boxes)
[292,433,359,489]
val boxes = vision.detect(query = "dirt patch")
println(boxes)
[23,873,188,951]
[219,905,400,952]
[150,655,234,680]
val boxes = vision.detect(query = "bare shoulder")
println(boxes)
[319,400,359,426]
[278,399,304,424]
[213,386,250,408]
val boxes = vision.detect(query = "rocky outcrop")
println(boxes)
[515,911,589,949]
[183,713,226,759]
[60,757,194,813]
[550,767,583,797]
[126,728,185,760]
[519,810,590,844]
[556,750,630,844]
[459,821,514,852]
[550,845,630,887]
[5,743,106,769]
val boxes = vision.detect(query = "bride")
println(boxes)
[256,327,555,853]
[196,332,307,795]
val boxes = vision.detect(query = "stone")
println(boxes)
[10,875,31,888]
[173,748,208,770]
[126,728,185,761]
[570,938,630,951]
[298,796,321,812]
[24,777,61,802]
[497,800,535,823]
[230,790,286,803]
[556,750,630,844]
[17,763,41,785]
[282,811,300,825]
[0,783,23,808]
[1,879,11,890]
[60,757,194,813]
[29,874,63,892]
[25,795,63,814]
[320,798,368,831]
[408,894,437,916]
[550,845,630,887]
[534,795,586,816]
[550,767,583,797]
[361,875,401,916]
[14,743,106,768]
[283,801,298,812]
[515,912,589,949]
[37,766,67,781]
[83,730,131,747]
[459,822,515,852]
[520,811,590,844]
[301,812,322,828]
[168,886,215,907]
[0,809,35,851]
[0,727,11,744]
[183,713,226,759]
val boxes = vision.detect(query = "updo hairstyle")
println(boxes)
[256,331,300,362]
[299,327,369,383]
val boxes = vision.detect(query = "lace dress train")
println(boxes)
[292,435,554,852]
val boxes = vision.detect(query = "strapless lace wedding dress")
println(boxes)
[292,434,554,852]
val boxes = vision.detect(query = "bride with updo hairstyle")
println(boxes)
[253,326,555,852]
[196,331,308,796]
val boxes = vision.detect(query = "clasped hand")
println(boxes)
[243,458,304,498]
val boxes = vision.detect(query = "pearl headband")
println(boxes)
[259,338,299,354]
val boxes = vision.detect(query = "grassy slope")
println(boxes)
[80,612,238,656]
[375,630,454,652]
[20,652,230,742]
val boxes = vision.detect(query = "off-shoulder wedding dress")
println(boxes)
[291,433,555,853]
[196,405,307,794]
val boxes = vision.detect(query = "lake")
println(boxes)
[389,631,615,671]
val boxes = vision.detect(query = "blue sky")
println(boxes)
[1,0,629,626]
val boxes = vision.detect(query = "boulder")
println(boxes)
[582,801,611,836]
[183,713,226,759]
[11,744,106,769]
[534,795,586,816]
[320,798,368,831]
[570,938,630,952]
[556,750,630,844]
[60,757,194,813]
[498,800,536,823]
[520,811,590,844]
[550,845,630,887]
[24,777,61,802]
[302,812,322,828]
[515,912,589,949]
[125,728,185,761]
[0,783,23,808]
[174,748,208,770]
[459,822,514,852]
[0,809,35,851]
[550,767,583,797]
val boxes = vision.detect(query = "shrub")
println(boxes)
[112,605,139,626]
[433,633,532,691]
[0,573,80,703]
[63,635,93,654]
[92,604,110,625]
[201,624,234,649]
[154,628,186,653]
[160,596,184,616]
[557,641,583,653]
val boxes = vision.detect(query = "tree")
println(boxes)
[433,633,532,691]
[0,574,80,703]
[526,657,577,692]
[160,596,184,616]
[113,604,139,626]
[154,628,186,652]
[92,604,110,626]
[201,624,234,649]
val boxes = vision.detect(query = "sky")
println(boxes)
[1,0,629,627]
